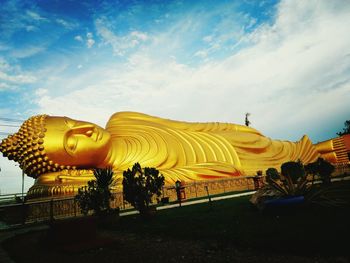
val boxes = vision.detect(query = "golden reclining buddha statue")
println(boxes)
[0,111,344,198]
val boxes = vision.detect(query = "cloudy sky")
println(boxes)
[0,0,349,194]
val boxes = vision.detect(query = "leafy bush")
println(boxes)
[251,160,340,209]
[123,163,165,214]
[305,158,335,185]
[337,120,350,136]
[267,161,308,196]
[266,168,279,183]
[75,167,115,216]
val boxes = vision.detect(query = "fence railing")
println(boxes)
[1,166,349,227]
[0,175,258,226]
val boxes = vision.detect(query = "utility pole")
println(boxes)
[22,168,24,200]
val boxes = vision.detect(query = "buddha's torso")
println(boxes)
[105,112,320,181]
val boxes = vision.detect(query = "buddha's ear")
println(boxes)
[63,132,77,157]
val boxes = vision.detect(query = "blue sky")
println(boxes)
[1,0,350,194]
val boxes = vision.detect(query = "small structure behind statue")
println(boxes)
[175,180,186,206]
[253,170,264,190]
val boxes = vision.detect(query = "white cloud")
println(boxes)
[203,35,213,43]
[74,35,83,42]
[35,88,48,96]
[87,32,93,39]
[194,50,208,58]
[0,71,36,84]
[95,18,149,55]
[86,32,95,48]
[130,31,148,41]
[0,82,11,90]
[74,33,95,48]
[0,57,10,71]
[87,38,95,48]
[56,18,76,29]
[35,0,350,143]
[26,10,47,22]
[1,2,50,39]
[10,46,45,58]
[0,58,36,90]
[26,25,37,32]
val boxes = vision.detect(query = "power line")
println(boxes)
[0,124,20,127]
[0,117,24,123]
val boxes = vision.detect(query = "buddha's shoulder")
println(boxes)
[108,111,165,123]
[107,111,262,135]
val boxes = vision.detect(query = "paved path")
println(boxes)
[120,191,256,216]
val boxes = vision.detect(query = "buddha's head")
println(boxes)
[0,115,111,178]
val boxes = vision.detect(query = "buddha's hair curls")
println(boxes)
[0,115,70,178]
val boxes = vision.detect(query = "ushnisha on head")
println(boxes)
[0,115,112,178]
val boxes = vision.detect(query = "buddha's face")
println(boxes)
[44,116,111,168]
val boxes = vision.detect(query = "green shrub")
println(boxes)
[75,167,115,216]
[264,161,308,196]
[266,168,279,183]
[123,163,165,214]
[305,158,335,185]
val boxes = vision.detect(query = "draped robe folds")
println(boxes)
[105,112,320,183]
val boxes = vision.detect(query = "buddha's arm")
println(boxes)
[219,133,320,174]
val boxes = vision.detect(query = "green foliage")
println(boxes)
[266,168,279,183]
[75,167,115,216]
[259,160,338,208]
[281,161,305,184]
[123,163,165,214]
[305,158,334,185]
[265,161,309,196]
[337,120,350,136]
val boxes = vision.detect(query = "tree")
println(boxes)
[266,167,279,183]
[281,161,305,184]
[337,120,350,136]
[264,161,309,196]
[245,113,251,127]
[123,163,165,215]
[304,161,318,185]
[75,167,115,216]
[305,158,334,185]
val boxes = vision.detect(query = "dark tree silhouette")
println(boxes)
[337,120,350,136]
[75,167,115,215]
[245,113,251,127]
[123,163,165,215]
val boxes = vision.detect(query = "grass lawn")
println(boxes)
[3,181,350,263]
[115,195,350,254]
